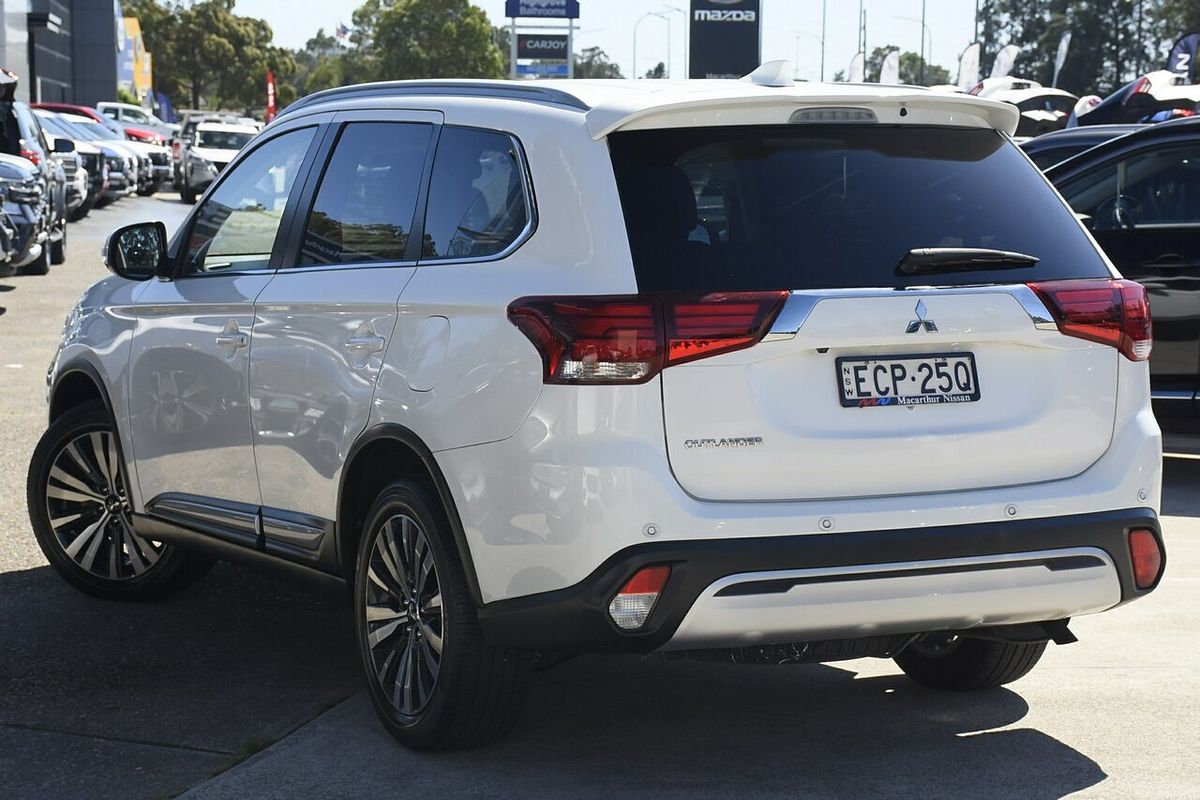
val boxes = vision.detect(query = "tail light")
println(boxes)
[1027,279,1152,361]
[1128,529,1163,589]
[508,291,788,384]
[19,146,40,166]
[1125,76,1152,103]
[608,565,671,630]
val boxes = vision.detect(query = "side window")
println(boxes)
[102,108,118,120]
[421,127,530,261]
[1059,146,1200,230]
[182,127,315,275]
[298,122,431,266]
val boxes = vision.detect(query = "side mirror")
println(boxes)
[104,221,167,281]
[53,138,75,153]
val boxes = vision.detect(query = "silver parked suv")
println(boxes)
[29,75,1165,751]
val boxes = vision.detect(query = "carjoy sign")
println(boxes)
[518,34,570,60]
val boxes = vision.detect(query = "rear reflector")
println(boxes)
[1128,529,1163,589]
[508,292,788,384]
[1028,279,1152,361]
[608,565,671,630]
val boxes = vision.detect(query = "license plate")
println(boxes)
[837,352,980,408]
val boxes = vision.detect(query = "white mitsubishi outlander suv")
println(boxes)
[28,72,1165,751]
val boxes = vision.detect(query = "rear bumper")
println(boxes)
[477,508,1163,654]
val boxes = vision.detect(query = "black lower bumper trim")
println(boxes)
[476,508,1162,654]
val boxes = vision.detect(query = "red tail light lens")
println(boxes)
[508,292,788,384]
[1027,279,1152,361]
[19,147,40,166]
[1125,76,1152,103]
[1128,529,1163,589]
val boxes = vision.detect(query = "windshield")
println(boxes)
[609,124,1110,291]
[196,130,254,150]
[65,117,121,140]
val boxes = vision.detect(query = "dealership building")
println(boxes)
[0,0,135,105]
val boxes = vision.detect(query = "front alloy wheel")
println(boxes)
[28,401,212,600]
[364,514,444,718]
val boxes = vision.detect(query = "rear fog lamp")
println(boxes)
[1128,529,1163,589]
[608,565,671,630]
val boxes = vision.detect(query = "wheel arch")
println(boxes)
[336,423,483,607]
[49,360,113,423]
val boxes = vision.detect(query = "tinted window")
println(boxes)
[298,122,431,266]
[610,125,1109,292]
[183,127,315,274]
[421,127,529,260]
[1025,145,1090,171]
[1058,145,1200,229]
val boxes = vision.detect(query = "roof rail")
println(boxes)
[277,80,590,120]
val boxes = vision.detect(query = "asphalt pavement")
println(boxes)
[1,195,1198,799]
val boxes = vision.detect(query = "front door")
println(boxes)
[126,125,319,538]
[249,113,438,558]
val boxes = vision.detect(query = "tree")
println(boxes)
[363,0,504,80]
[644,62,666,79]
[977,1,1155,95]
[575,46,623,78]
[124,0,295,111]
[865,46,950,86]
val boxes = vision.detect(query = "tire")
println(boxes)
[355,480,528,751]
[18,243,49,276]
[137,178,163,197]
[68,196,94,222]
[180,181,195,204]
[50,223,66,265]
[27,401,213,601]
[894,634,1048,691]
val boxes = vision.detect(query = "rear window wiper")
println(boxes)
[896,248,1040,276]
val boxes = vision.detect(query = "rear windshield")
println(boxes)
[609,124,1109,292]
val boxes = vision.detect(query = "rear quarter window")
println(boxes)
[610,124,1111,292]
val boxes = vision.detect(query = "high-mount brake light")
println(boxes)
[508,292,788,384]
[1027,279,1152,361]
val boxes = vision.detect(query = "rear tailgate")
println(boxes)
[609,122,1124,503]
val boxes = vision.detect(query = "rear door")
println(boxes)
[249,110,439,556]
[610,123,1119,502]
[1056,140,1200,398]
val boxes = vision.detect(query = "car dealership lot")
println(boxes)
[1,195,1198,799]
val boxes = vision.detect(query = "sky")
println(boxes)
[237,0,980,83]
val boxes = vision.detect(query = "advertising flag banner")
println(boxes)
[879,49,899,84]
[1052,32,1072,87]
[957,42,980,92]
[266,70,277,122]
[847,51,865,83]
[1167,33,1200,82]
[505,0,580,19]
[990,44,1021,78]
[689,0,762,79]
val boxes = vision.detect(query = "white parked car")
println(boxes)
[29,76,1165,751]
[179,121,258,203]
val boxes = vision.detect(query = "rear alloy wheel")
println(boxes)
[894,633,1048,690]
[28,402,211,600]
[356,480,528,750]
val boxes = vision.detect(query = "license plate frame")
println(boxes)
[836,352,981,408]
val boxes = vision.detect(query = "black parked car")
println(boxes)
[1021,124,1146,170]
[0,89,68,268]
[1046,115,1200,433]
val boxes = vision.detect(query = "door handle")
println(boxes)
[345,335,386,354]
[215,320,249,356]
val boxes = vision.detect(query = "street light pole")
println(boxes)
[919,0,927,85]
[820,0,827,82]
[633,12,668,79]
[896,15,932,84]
[662,5,687,80]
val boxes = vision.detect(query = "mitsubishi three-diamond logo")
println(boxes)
[905,300,938,333]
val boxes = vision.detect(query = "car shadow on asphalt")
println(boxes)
[1162,456,1200,517]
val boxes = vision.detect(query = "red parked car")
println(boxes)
[30,103,165,145]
